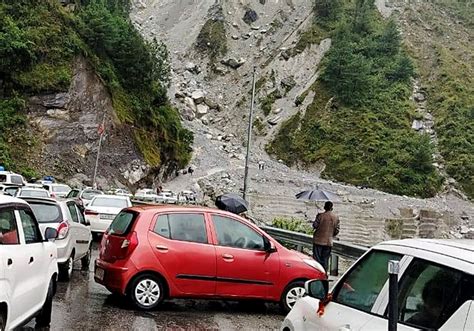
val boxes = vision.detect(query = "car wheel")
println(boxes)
[81,245,92,271]
[280,281,306,313]
[129,274,164,310]
[59,253,74,281]
[35,279,54,328]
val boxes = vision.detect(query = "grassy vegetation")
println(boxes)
[0,0,192,176]
[260,89,282,116]
[196,13,227,60]
[272,217,312,234]
[268,0,442,198]
[405,2,474,198]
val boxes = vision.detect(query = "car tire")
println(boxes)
[128,274,164,310]
[35,279,53,328]
[59,253,74,281]
[81,245,92,271]
[280,280,306,313]
[0,312,5,331]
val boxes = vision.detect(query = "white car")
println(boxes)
[111,188,132,197]
[15,187,50,198]
[24,197,92,280]
[156,191,178,204]
[0,195,58,330]
[42,183,71,199]
[85,195,132,235]
[134,188,159,202]
[0,171,25,186]
[282,239,474,331]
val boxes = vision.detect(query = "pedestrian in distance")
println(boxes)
[188,166,194,176]
[312,201,340,273]
[258,160,265,170]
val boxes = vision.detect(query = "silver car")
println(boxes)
[23,197,92,281]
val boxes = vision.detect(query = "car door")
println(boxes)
[75,204,91,254]
[363,258,474,330]
[0,206,31,327]
[210,214,280,299]
[304,250,403,330]
[66,201,89,259]
[16,207,50,319]
[148,212,216,295]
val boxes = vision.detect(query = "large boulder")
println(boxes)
[196,104,210,118]
[221,57,246,69]
[191,90,205,104]
[243,9,259,25]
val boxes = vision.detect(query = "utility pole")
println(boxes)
[243,66,257,203]
[92,114,106,189]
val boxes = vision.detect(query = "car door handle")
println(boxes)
[222,254,234,260]
[7,258,13,266]
[156,245,168,252]
[29,257,34,264]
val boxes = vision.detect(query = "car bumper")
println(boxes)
[90,218,113,233]
[94,259,132,295]
[55,238,72,263]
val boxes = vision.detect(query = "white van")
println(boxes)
[0,171,25,186]
[282,239,474,331]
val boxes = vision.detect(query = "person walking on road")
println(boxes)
[312,201,340,273]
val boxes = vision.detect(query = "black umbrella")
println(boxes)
[295,189,339,201]
[215,193,248,214]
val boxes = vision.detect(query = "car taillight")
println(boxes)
[85,209,98,215]
[57,222,69,240]
[116,231,138,260]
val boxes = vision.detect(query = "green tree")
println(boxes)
[378,19,401,55]
[313,0,342,22]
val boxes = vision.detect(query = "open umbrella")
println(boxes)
[215,193,248,214]
[295,189,339,201]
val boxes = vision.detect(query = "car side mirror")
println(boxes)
[263,235,277,253]
[44,227,58,241]
[305,279,329,300]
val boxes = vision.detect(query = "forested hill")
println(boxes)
[268,0,473,199]
[0,0,192,184]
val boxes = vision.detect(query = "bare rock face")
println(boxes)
[27,56,146,188]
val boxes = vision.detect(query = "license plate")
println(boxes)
[100,214,114,220]
[95,267,105,281]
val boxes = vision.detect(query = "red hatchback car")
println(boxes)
[94,205,325,312]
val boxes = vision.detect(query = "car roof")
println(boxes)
[0,194,29,205]
[377,239,474,263]
[20,187,48,191]
[20,197,63,204]
[126,205,245,219]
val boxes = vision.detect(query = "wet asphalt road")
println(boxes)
[24,243,283,330]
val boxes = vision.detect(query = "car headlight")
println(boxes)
[303,259,325,273]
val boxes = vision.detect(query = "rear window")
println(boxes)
[0,175,6,183]
[29,203,62,223]
[10,175,23,185]
[108,211,137,236]
[91,197,128,208]
[82,190,103,200]
[53,185,70,193]
[19,189,49,198]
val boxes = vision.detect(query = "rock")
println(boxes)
[232,35,239,40]
[414,92,426,102]
[460,226,469,234]
[281,76,297,90]
[267,115,281,125]
[214,66,227,75]
[411,120,424,131]
[185,62,200,74]
[201,116,210,126]
[191,90,205,104]
[205,133,213,140]
[272,108,282,114]
[259,0,266,4]
[232,22,239,28]
[184,97,197,113]
[281,49,291,60]
[46,109,70,120]
[242,33,251,39]
[175,91,185,99]
[196,104,209,118]
[260,29,267,34]
[221,57,246,69]
[204,97,219,110]
[243,9,259,25]
[251,25,260,30]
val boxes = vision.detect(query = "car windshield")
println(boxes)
[5,187,18,195]
[53,185,71,193]
[29,203,61,223]
[20,189,49,198]
[82,190,103,200]
[91,197,128,208]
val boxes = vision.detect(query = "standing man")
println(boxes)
[313,201,340,273]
